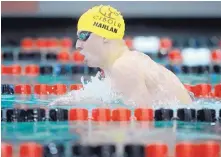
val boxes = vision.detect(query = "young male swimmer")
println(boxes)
[50,5,192,107]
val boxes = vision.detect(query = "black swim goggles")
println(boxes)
[77,31,92,41]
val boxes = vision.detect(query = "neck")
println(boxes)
[101,43,129,73]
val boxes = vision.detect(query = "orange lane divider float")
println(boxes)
[21,37,73,50]
[57,51,70,62]
[1,64,22,75]
[25,64,40,76]
[14,84,32,95]
[168,49,182,63]
[19,142,43,157]
[2,82,221,99]
[184,83,221,99]
[175,141,220,157]
[68,108,155,122]
[21,37,35,50]
[34,84,67,95]
[214,83,221,98]
[72,51,85,64]
[211,49,221,62]
[3,83,84,95]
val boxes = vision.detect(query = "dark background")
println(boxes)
[1,1,221,45]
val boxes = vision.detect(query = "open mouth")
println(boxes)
[77,47,83,51]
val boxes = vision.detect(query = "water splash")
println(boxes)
[49,71,221,110]
[49,72,124,107]
[78,71,123,103]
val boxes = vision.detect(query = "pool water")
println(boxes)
[2,73,221,135]
[1,63,221,156]
[1,73,221,107]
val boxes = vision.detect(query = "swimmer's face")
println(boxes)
[76,31,106,67]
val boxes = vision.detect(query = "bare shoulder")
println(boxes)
[113,50,148,67]
[110,51,150,85]
[111,51,141,74]
[110,51,147,96]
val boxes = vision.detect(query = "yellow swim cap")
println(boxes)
[77,5,125,39]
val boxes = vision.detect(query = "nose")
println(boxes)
[75,39,84,51]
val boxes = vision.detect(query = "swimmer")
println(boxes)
[50,5,192,107]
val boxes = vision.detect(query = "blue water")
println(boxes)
[1,70,221,147]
